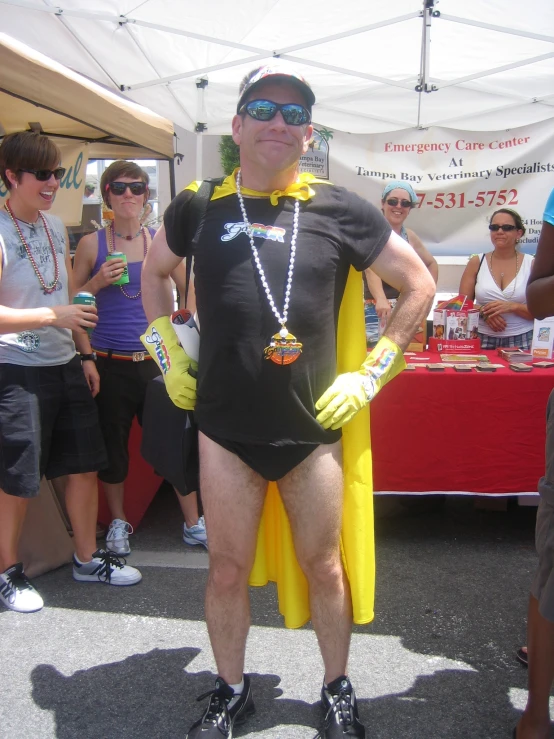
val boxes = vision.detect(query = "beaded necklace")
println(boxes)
[107,222,148,300]
[236,169,303,365]
[4,201,60,294]
[114,227,142,241]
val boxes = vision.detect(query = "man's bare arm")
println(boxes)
[407,229,439,283]
[526,222,554,319]
[369,232,436,351]
[141,224,184,322]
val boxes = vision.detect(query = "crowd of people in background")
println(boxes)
[0,63,552,737]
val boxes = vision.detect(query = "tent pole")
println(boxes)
[416,0,438,128]
[195,78,208,181]
[169,158,176,200]
[196,134,203,181]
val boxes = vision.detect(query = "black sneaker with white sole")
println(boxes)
[316,675,365,738]
[186,675,255,738]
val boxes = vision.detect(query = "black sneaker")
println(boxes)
[186,675,255,738]
[316,675,365,738]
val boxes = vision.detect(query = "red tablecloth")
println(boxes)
[114,352,554,527]
[370,350,554,495]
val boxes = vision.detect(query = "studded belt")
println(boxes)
[95,349,151,362]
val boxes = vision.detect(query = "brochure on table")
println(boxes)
[532,317,554,359]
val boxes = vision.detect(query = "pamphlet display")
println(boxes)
[429,295,481,353]
[531,317,554,359]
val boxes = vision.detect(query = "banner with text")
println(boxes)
[301,120,554,256]
[0,141,88,226]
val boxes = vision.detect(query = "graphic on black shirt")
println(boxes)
[221,221,286,243]
[164,184,391,445]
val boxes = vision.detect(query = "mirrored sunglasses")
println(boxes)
[240,99,311,126]
[489,224,517,232]
[386,197,414,208]
[107,181,148,196]
[18,167,66,182]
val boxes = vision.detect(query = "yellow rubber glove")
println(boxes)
[315,336,406,430]
[140,316,198,410]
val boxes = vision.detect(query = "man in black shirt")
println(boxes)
[142,65,435,739]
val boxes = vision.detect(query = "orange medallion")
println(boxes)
[263,331,303,365]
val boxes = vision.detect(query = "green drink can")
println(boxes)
[106,251,129,285]
[72,291,96,336]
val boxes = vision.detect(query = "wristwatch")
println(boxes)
[79,352,97,362]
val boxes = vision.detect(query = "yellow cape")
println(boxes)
[248,268,375,628]
[186,173,375,629]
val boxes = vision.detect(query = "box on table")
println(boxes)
[430,306,480,353]
[532,317,554,359]
[433,308,479,341]
[365,298,426,351]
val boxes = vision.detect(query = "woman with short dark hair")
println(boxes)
[73,160,206,555]
[0,133,141,613]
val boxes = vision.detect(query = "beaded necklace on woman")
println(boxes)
[106,221,148,300]
[4,200,60,294]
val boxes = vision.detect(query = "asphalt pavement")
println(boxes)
[1,488,549,739]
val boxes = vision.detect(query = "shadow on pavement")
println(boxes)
[30,646,520,738]
[28,495,535,737]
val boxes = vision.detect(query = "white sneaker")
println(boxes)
[106,518,133,555]
[183,515,208,549]
[73,549,142,586]
[0,563,44,612]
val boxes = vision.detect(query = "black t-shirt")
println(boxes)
[164,184,391,445]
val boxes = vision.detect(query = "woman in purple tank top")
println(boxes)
[73,160,207,555]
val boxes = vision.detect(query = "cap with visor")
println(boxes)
[237,65,316,113]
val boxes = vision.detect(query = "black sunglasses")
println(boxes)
[489,224,517,232]
[385,197,414,208]
[18,167,66,182]
[239,99,311,126]
[107,181,148,196]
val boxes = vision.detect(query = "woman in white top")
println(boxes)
[459,208,534,349]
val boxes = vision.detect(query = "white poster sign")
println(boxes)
[0,140,88,226]
[303,120,554,256]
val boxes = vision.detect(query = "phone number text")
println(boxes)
[415,189,518,209]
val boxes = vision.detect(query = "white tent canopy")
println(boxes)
[1,0,553,136]
[0,31,175,159]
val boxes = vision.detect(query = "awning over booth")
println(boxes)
[0,1,552,135]
[0,33,175,160]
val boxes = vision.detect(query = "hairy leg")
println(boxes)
[0,490,29,571]
[65,472,98,562]
[278,441,352,683]
[199,433,267,683]
[516,594,554,739]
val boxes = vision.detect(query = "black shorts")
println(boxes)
[141,376,199,496]
[0,357,108,498]
[94,354,160,484]
[200,430,319,481]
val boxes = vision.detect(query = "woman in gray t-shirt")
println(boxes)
[0,132,141,614]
